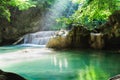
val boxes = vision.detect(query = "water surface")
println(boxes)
[0,46,120,80]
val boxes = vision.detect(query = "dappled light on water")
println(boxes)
[77,65,109,80]
[53,55,68,72]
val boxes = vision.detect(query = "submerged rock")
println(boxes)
[109,74,120,80]
[0,70,26,80]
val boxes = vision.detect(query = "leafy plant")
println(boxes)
[0,0,36,21]
[59,0,120,30]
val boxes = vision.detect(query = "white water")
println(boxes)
[23,31,56,47]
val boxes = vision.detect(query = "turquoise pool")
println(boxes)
[0,46,120,80]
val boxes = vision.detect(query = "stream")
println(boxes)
[0,45,120,80]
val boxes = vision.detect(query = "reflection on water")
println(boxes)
[53,55,68,71]
[0,47,120,80]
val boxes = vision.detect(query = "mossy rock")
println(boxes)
[67,26,90,48]
[47,36,71,49]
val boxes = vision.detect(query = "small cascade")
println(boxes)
[23,31,56,47]
[90,33,104,49]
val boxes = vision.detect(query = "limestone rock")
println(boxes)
[90,33,104,49]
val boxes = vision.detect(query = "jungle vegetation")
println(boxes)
[58,0,120,30]
[0,0,120,29]
[0,0,56,21]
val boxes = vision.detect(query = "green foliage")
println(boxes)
[0,0,10,21]
[0,0,36,21]
[0,7,11,21]
[60,0,120,30]
[9,0,36,10]
[33,0,55,8]
[56,17,72,25]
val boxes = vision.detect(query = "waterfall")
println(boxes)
[23,31,56,47]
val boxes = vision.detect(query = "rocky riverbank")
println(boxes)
[47,10,120,50]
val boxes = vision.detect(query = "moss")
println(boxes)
[47,36,70,49]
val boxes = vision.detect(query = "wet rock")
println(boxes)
[109,74,120,80]
[47,36,70,49]
[47,26,90,49]
[47,30,70,49]
[0,31,2,43]
[0,75,7,80]
[55,29,68,37]
[0,70,26,80]
[90,33,104,49]
[93,10,120,50]
[67,26,90,48]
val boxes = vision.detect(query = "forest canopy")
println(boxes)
[60,0,120,30]
[0,0,120,29]
[0,0,36,21]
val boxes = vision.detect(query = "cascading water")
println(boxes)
[23,31,56,47]
[21,0,78,47]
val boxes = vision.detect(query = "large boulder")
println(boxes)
[94,10,120,49]
[47,36,70,49]
[0,30,2,43]
[67,26,90,49]
[109,74,120,80]
[90,33,104,49]
[101,10,120,49]
[47,30,70,49]
[47,26,90,49]
[0,70,26,80]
